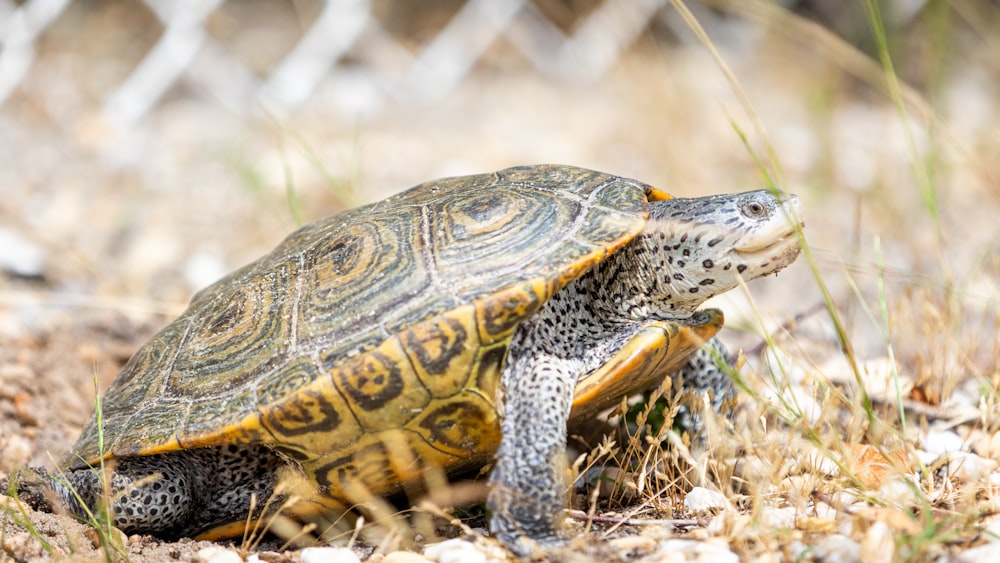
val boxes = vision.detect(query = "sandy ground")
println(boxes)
[2,3,1000,561]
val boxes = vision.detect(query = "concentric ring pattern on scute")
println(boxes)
[67,165,653,482]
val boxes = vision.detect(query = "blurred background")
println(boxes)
[0,0,997,409]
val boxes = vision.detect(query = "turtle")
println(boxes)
[13,164,803,553]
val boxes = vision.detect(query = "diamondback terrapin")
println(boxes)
[21,165,802,553]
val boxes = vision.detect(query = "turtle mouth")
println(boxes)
[734,225,802,259]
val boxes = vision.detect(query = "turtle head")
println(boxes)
[634,189,803,319]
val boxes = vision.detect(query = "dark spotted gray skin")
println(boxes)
[487,190,802,552]
[670,337,734,437]
[39,445,278,537]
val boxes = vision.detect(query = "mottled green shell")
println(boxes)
[65,164,718,504]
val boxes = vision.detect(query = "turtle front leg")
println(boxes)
[487,351,578,553]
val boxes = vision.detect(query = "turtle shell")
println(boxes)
[64,164,722,504]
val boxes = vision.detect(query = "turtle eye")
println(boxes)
[740,196,770,219]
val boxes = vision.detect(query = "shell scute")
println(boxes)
[259,374,362,462]
[407,390,499,457]
[401,304,480,398]
[326,336,431,432]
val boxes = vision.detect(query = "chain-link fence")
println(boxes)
[2,0,936,131]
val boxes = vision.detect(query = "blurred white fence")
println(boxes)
[0,0,750,129]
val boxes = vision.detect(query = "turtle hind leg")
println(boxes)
[46,454,201,537]
[14,445,280,539]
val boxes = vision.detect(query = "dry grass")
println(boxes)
[1,1,999,561]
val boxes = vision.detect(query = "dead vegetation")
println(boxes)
[2,1,999,561]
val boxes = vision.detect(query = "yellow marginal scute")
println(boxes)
[474,278,550,343]
[306,430,429,503]
[471,342,507,403]
[407,390,500,458]
[569,309,724,424]
[401,304,481,397]
[328,335,431,432]
[257,378,363,461]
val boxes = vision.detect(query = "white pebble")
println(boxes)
[922,430,964,456]
[877,475,921,507]
[983,516,1000,543]
[913,448,938,466]
[960,541,1000,561]
[608,534,656,553]
[860,520,895,561]
[758,506,798,529]
[940,451,999,483]
[684,487,729,513]
[423,538,486,563]
[194,546,243,563]
[0,228,44,277]
[692,540,740,563]
[802,451,840,477]
[810,534,861,563]
[658,538,739,563]
[381,552,433,563]
[299,547,362,563]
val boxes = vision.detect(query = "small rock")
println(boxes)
[381,552,432,563]
[423,538,487,563]
[591,466,637,499]
[693,540,740,563]
[960,541,1000,561]
[684,487,729,513]
[657,538,739,563]
[84,526,128,552]
[970,428,1000,459]
[810,534,861,563]
[922,430,964,456]
[801,451,840,477]
[299,547,362,563]
[0,228,44,277]
[194,546,243,563]
[778,474,817,499]
[913,448,938,466]
[763,386,822,425]
[940,452,999,483]
[608,534,656,553]
[860,520,894,561]
[758,506,797,529]
[982,516,1000,543]
[856,357,910,403]
[877,475,921,507]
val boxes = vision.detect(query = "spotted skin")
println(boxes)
[670,338,735,438]
[42,445,279,537]
[9,166,803,551]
